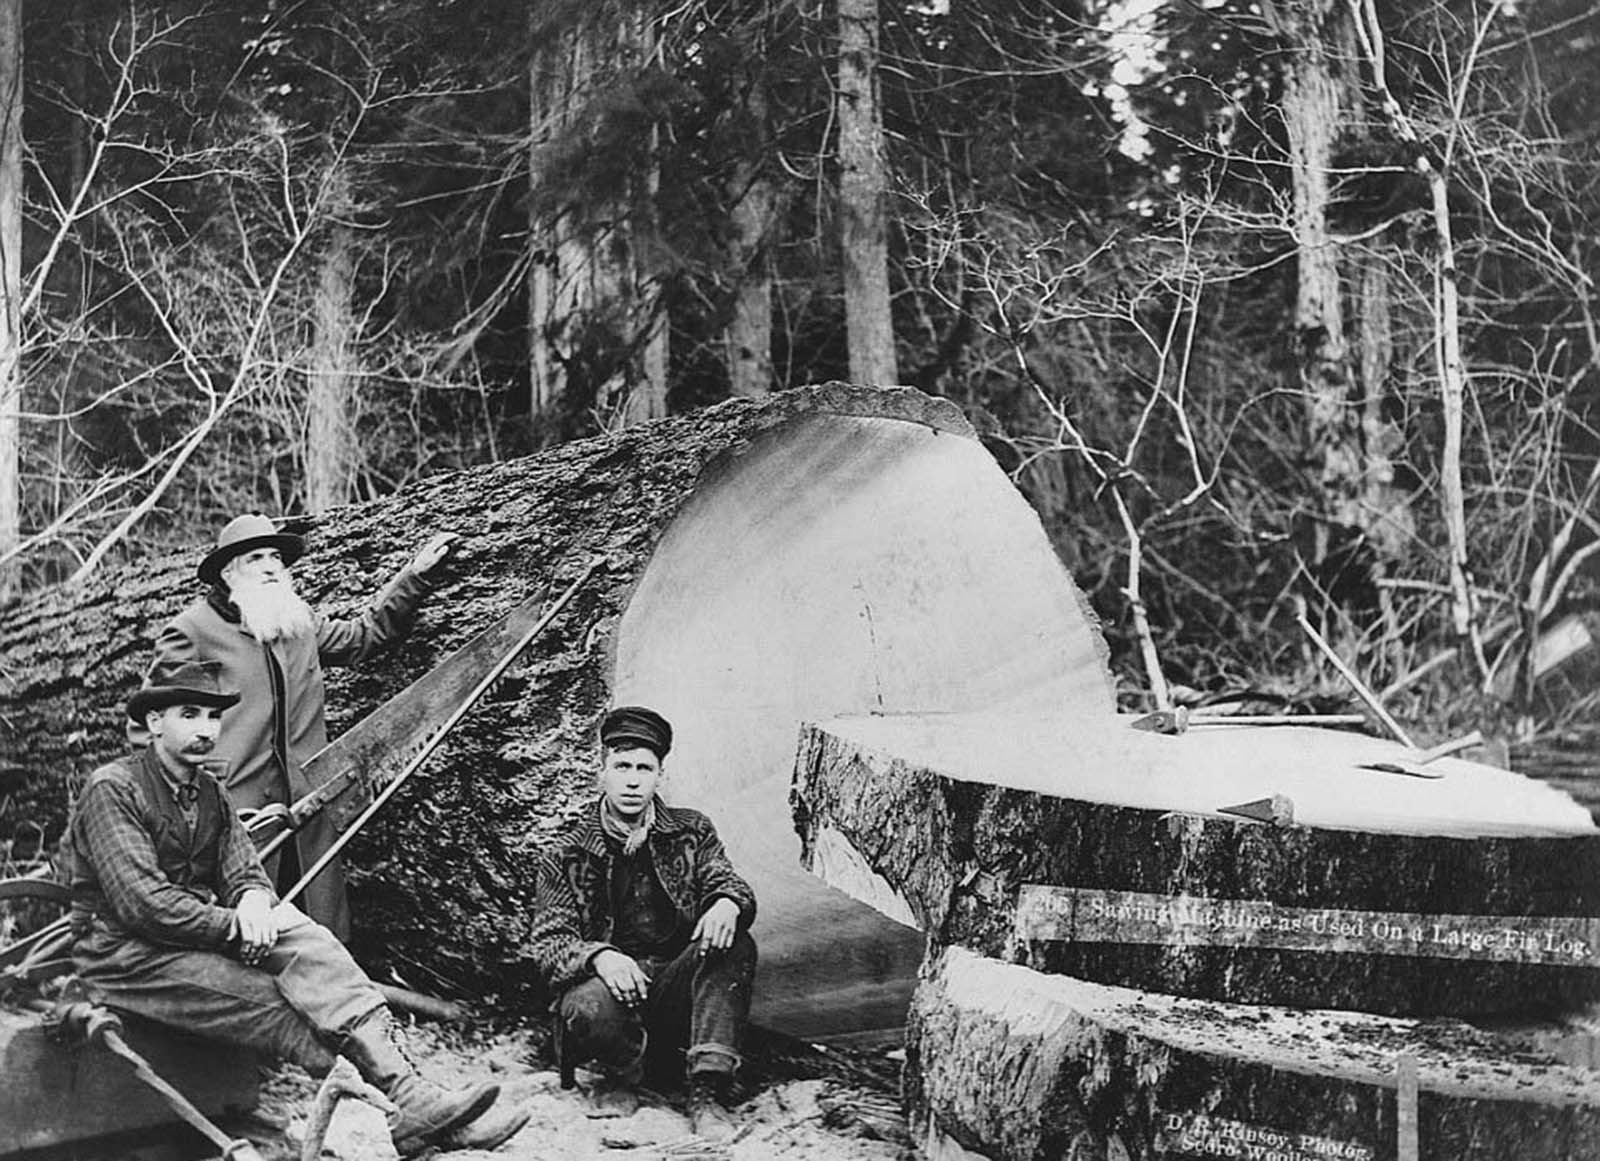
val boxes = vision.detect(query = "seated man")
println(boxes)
[525,706,758,1141]
[62,661,516,1158]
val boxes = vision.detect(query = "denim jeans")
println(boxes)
[557,930,757,1083]
[73,903,384,1075]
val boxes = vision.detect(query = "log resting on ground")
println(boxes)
[0,384,1111,1039]
[791,712,1600,1016]
[907,944,1600,1161]
[0,1006,260,1156]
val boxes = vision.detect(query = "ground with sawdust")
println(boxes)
[250,1019,912,1161]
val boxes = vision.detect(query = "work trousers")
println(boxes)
[72,904,384,1075]
[557,930,757,1083]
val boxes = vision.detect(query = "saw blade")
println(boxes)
[292,578,566,832]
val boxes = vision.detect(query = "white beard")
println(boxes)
[229,575,316,643]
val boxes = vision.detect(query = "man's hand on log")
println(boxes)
[592,949,651,1008]
[408,532,459,578]
[232,888,280,965]
[692,897,740,956]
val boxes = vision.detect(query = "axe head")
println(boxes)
[1218,794,1296,826]
[1130,706,1190,735]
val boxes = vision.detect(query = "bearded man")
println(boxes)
[143,513,454,939]
[63,661,522,1158]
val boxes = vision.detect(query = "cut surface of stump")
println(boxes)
[611,410,1112,1036]
[792,712,1600,1015]
[908,944,1600,1161]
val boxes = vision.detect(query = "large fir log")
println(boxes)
[906,944,1600,1161]
[1,384,1111,1038]
[791,711,1600,1016]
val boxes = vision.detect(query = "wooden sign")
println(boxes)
[1016,885,1600,966]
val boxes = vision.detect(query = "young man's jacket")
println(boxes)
[62,744,273,957]
[525,796,757,993]
[135,566,430,937]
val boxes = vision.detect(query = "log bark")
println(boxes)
[792,712,1600,1016]
[0,1008,259,1155]
[1,384,1106,1039]
[907,944,1600,1161]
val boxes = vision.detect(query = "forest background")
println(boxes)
[0,0,1597,745]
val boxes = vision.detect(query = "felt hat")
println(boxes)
[198,513,304,587]
[600,705,673,759]
[127,660,241,723]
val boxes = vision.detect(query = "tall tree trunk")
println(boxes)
[837,0,898,386]
[620,24,668,431]
[0,0,21,597]
[305,169,357,514]
[1354,254,1412,663]
[527,13,585,425]
[528,4,667,433]
[724,63,775,400]
[1276,0,1371,617]
[725,176,774,399]
[1349,0,1489,672]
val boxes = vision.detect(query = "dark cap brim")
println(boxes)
[128,687,242,722]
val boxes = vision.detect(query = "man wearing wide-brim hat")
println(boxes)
[60,661,522,1157]
[140,512,456,939]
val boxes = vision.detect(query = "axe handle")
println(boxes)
[1189,713,1368,727]
[1296,612,1417,749]
[1413,730,1483,766]
[283,559,599,907]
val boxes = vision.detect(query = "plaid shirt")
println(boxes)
[65,745,273,949]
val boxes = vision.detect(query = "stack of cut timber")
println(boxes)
[792,710,1600,1159]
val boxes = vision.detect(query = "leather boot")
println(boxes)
[340,1009,500,1157]
[687,1073,740,1143]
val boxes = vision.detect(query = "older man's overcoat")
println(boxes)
[142,568,430,938]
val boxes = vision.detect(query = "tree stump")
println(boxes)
[906,944,1600,1161]
[792,711,1600,1017]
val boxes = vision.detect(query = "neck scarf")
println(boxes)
[600,797,655,856]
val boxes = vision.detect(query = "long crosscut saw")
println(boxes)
[0,556,600,978]
[254,555,600,863]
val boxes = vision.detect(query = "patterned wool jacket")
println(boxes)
[524,796,758,993]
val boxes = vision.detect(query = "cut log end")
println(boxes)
[908,945,1600,1161]
[793,713,1600,1016]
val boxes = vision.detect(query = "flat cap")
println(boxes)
[600,705,673,759]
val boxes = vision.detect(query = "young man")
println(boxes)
[525,706,758,1141]
[64,661,519,1157]
[143,512,455,938]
